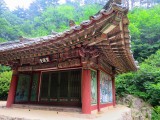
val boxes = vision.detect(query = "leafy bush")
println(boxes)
[152,106,160,120]
[0,71,12,100]
[116,50,160,106]
[0,65,11,72]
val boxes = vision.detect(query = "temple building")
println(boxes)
[0,0,138,114]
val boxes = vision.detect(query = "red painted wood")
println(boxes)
[98,66,112,76]
[38,72,42,102]
[100,103,113,108]
[37,67,82,72]
[37,71,42,102]
[97,70,100,112]
[91,105,97,111]
[112,75,116,107]
[28,72,33,102]
[6,70,19,107]
[81,69,91,114]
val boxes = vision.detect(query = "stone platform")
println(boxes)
[0,101,132,120]
[12,104,81,113]
[0,101,6,108]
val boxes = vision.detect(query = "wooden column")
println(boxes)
[81,69,91,114]
[28,72,33,102]
[37,71,41,102]
[6,70,19,107]
[97,70,100,112]
[112,74,116,107]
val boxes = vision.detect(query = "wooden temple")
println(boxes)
[0,0,138,114]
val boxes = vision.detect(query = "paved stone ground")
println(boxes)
[0,101,6,108]
[0,101,132,120]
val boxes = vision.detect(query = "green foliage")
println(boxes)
[0,11,23,41]
[116,50,160,106]
[0,65,11,100]
[0,65,10,72]
[0,0,102,41]
[0,0,8,14]
[0,38,6,43]
[117,9,160,119]
[0,71,12,100]
[129,6,160,62]
[152,106,160,120]
[116,50,160,119]
[26,3,101,36]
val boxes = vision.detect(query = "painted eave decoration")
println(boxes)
[0,0,139,74]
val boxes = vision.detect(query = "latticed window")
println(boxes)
[40,69,81,102]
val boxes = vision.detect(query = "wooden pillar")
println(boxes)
[28,72,33,102]
[81,69,91,114]
[37,71,41,102]
[6,70,18,107]
[112,75,116,107]
[97,70,100,112]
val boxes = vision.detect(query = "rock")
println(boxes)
[121,110,132,120]
[117,94,152,120]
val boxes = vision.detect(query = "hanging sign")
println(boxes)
[39,56,50,63]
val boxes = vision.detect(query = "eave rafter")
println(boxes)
[93,9,137,73]
[0,1,138,73]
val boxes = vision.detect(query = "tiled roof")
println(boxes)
[0,0,139,73]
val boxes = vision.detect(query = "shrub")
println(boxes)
[152,106,160,120]
[0,71,12,100]
[116,50,160,106]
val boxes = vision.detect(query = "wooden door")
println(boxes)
[40,69,81,105]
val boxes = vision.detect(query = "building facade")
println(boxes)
[0,0,138,114]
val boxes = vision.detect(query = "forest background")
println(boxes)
[0,0,160,119]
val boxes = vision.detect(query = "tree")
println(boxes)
[116,50,160,106]
[13,7,29,19]
[129,0,160,9]
[0,71,12,100]
[128,5,160,62]
[0,13,22,41]
[0,0,8,15]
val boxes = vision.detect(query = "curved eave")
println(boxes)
[0,2,138,73]
[96,14,138,73]
[0,6,115,61]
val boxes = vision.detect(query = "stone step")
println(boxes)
[12,104,82,113]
